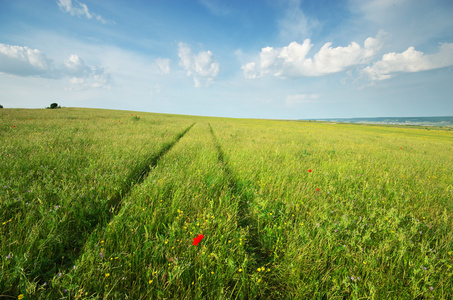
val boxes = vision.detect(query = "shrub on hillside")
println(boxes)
[47,103,61,109]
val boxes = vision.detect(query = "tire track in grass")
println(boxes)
[56,122,247,299]
[107,122,196,215]
[41,122,195,284]
[208,124,269,274]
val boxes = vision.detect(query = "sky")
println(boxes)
[1,0,453,119]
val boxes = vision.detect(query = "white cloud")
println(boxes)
[0,44,53,77]
[67,73,111,90]
[178,42,219,87]
[363,43,453,80]
[243,33,384,79]
[241,62,257,79]
[155,58,171,75]
[0,43,110,89]
[64,54,93,77]
[65,55,111,90]
[57,0,107,23]
[285,94,319,107]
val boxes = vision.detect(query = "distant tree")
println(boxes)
[0,105,3,108]
[48,103,61,109]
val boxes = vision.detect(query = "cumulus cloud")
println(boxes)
[67,72,111,90]
[0,43,110,89]
[0,44,53,77]
[64,54,111,89]
[362,43,453,80]
[178,42,219,87]
[57,0,107,23]
[241,62,257,79]
[64,54,94,77]
[285,94,319,107]
[243,33,384,79]
[155,58,171,75]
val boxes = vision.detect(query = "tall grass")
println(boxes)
[1,109,452,299]
[0,108,194,296]
[209,119,453,299]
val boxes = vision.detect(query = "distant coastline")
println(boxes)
[308,116,453,127]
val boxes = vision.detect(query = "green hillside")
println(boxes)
[1,108,452,299]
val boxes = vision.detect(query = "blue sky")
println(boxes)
[1,0,452,119]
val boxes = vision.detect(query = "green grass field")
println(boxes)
[1,108,452,299]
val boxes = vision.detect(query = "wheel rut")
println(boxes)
[37,122,196,285]
[107,122,196,215]
[208,124,269,273]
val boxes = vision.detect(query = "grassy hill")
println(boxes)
[1,108,452,299]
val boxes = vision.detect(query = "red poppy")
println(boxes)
[13,126,15,128]
[308,169,312,173]
[316,188,319,192]
[193,234,204,246]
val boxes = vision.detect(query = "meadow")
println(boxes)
[1,108,452,299]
